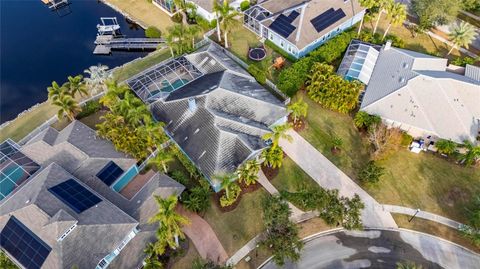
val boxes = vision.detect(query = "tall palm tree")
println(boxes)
[236,159,260,186]
[373,0,392,35]
[100,80,129,109]
[149,195,189,249]
[448,21,477,55]
[382,2,407,40]
[185,24,202,50]
[47,81,67,102]
[166,24,188,55]
[287,99,308,123]
[53,94,81,121]
[173,0,188,24]
[358,0,377,35]
[64,75,87,97]
[149,150,175,173]
[460,140,480,166]
[262,123,293,148]
[84,64,111,95]
[213,0,224,42]
[219,4,239,48]
[215,173,236,199]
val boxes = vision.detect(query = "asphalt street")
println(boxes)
[261,229,480,269]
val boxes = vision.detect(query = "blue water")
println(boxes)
[0,0,149,123]
[112,165,139,192]
[0,165,26,199]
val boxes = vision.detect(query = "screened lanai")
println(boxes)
[0,140,40,200]
[127,56,203,103]
[244,5,271,36]
[337,40,381,84]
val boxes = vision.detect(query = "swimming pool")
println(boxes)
[0,164,26,199]
[111,165,139,192]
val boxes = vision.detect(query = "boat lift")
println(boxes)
[97,17,122,36]
[41,0,71,16]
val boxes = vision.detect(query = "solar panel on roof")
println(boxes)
[96,161,124,186]
[48,179,102,214]
[269,14,296,38]
[311,9,346,33]
[0,216,51,269]
[288,11,300,21]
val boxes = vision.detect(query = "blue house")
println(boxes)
[244,0,365,59]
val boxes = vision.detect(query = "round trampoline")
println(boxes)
[248,47,267,61]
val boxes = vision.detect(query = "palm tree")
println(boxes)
[460,140,480,166]
[382,2,407,40]
[261,146,284,169]
[213,0,224,42]
[165,24,188,56]
[216,173,236,199]
[173,0,188,24]
[262,123,293,148]
[100,80,129,109]
[435,139,457,155]
[236,159,260,186]
[331,135,343,151]
[53,94,81,121]
[149,150,175,173]
[358,0,377,35]
[448,21,477,55]
[143,256,163,269]
[47,81,67,102]
[64,75,87,97]
[373,0,392,35]
[287,99,308,124]
[149,195,189,249]
[185,24,202,49]
[219,4,239,48]
[396,262,422,269]
[84,64,111,95]
[144,242,165,258]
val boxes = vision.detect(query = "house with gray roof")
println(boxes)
[339,40,480,144]
[1,121,185,269]
[244,0,365,59]
[127,43,288,191]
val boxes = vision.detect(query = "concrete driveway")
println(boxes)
[279,130,397,228]
[261,229,480,269]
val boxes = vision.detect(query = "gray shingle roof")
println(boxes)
[360,44,480,143]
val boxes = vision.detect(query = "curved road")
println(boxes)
[261,229,480,269]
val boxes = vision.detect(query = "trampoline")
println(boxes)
[248,47,267,61]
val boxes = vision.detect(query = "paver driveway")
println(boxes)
[279,130,397,228]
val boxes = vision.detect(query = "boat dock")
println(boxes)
[93,35,165,54]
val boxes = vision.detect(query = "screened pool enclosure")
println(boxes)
[337,40,381,84]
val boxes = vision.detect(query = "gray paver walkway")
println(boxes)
[382,204,463,229]
[279,130,397,228]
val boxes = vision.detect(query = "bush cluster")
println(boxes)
[170,145,200,178]
[145,26,162,38]
[247,64,266,84]
[76,100,101,119]
[240,0,250,11]
[219,184,241,207]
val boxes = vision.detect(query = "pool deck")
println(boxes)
[119,169,156,199]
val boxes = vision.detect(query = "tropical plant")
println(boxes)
[53,94,81,121]
[287,99,308,123]
[459,140,480,166]
[173,0,188,24]
[47,81,67,102]
[447,21,477,55]
[84,64,111,95]
[219,5,239,48]
[435,139,457,155]
[182,185,211,213]
[185,24,202,50]
[354,111,381,130]
[144,241,166,259]
[64,75,87,97]
[358,0,377,35]
[99,80,129,109]
[261,146,284,168]
[236,159,260,186]
[240,1,250,11]
[76,100,101,119]
[451,56,477,67]
[412,0,461,29]
[219,183,241,207]
[261,195,303,266]
[145,26,162,38]
[396,261,423,269]
[372,0,393,35]
[0,251,17,269]
[165,24,188,56]
[359,161,385,184]
[143,256,163,269]
[149,195,189,249]
[331,135,343,151]
[383,2,407,40]
[150,150,175,174]
[216,173,237,200]
[262,123,292,148]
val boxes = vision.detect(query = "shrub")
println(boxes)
[171,12,183,23]
[171,145,200,178]
[435,139,458,155]
[451,56,477,67]
[308,29,357,63]
[145,26,162,38]
[209,19,217,29]
[170,170,190,186]
[400,133,414,146]
[182,186,211,213]
[240,0,250,11]
[247,64,266,84]
[195,15,211,31]
[219,183,241,207]
[76,99,101,119]
[354,111,381,130]
[359,161,385,184]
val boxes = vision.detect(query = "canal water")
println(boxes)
[0,0,149,123]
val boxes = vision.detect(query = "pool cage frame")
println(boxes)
[243,5,271,38]
[127,56,204,103]
[0,139,41,200]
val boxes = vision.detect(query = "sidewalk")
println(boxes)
[382,204,464,230]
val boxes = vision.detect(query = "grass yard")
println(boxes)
[113,48,172,82]
[203,189,267,255]
[393,214,480,253]
[363,17,462,58]
[103,0,174,32]
[294,91,371,179]
[171,239,200,269]
[271,157,321,196]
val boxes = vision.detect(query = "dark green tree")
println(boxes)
[412,0,461,29]
[359,161,385,184]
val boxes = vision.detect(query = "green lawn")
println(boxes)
[202,189,267,255]
[113,48,172,82]
[271,157,320,193]
[295,91,371,179]
[171,239,199,269]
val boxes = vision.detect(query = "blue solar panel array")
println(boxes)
[0,216,51,269]
[96,161,124,186]
[269,11,300,38]
[48,179,102,214]
[310,8,346,33]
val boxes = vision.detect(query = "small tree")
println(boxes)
[64,75,87,97]
[354,111,381,130]
[236,159,260,186]
[287,99,308,124]
[47,81,67,102]
[182,185,211,213]
[412,0,461,29]
[383,2,407,40]
[149,150,175,174]
[448,21,477,55]
[435,139,457,155]
[261,146,284,168]
[145,26,162,38]
[84,64,111,95]
[331,135,343,151]
[53,94,81,121]
[358,0,377,35]
[240,1,250,11]
[262,123,292,149]
[459,140,480,166]
[359,161,385,184]
[372,0,393,35]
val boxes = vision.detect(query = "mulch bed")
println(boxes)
[214,189,243,213]
[261,165,279,181]
[288,115,306,132]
